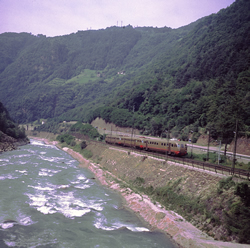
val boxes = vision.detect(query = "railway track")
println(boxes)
[91,140,250,180]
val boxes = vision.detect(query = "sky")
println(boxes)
[0,0,235,37]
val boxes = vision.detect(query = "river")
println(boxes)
[0,139,177,248]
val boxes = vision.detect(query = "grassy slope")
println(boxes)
[86,142,249,244]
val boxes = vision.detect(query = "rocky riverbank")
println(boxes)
[0,131,30,152]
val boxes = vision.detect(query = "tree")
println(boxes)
[80,140,87,149]
[150,117,163,136]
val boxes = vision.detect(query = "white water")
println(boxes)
[0,139,177,247]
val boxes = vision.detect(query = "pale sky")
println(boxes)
[0,0,235,37]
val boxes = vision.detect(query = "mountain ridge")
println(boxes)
[0,0,249,144]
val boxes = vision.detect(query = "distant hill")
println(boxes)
[0,0,249,144]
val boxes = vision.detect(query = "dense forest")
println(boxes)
[0,0,249,144]
[0,101,26,140]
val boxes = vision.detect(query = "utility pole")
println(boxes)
[130,105,135,148]
[232,119,238,175]
[206,129,210,162]
[190,130,193,158]
[218,140,221,165]
[167,123,170,155]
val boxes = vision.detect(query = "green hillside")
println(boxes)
[0,0,249,145]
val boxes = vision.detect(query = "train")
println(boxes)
[105,134,187,156]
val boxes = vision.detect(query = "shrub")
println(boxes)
[133,177,145,186]
[82,149,93,159]
[235,183,250,206]
[191,132,201,143]
[218,177,235,191]
[56,133,75,145]
[80,140,87,149]
[70,122,100,139]
[70,140,76,147]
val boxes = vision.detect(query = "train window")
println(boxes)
[171,144,173,147]
[181,144,184,148]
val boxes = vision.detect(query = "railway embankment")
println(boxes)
[72,141,250,247]
[30,135,250,248]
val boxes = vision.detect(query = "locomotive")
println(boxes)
[105,135,187,156]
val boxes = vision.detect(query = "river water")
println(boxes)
[0,139,177,248]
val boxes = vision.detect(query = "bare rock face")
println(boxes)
[0,131,29,152]
[0,131,17,152]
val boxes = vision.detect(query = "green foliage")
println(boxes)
[70,140,76,147]
[235,182,250,206]
[217,177,235,194]
[81,149,93,159]
[70,122,100,139]
[98,134,106,141]
[56,133,75,145]
[0,102,26,139]
[186,151,228,165]
[135,178,208,221]
[225,202,250,244]
[191,132,200,143]
[223,181,250,244]
[133,177,145,186]
[36,121,62,134]
[80,140,87,149]
[70,121,84,132]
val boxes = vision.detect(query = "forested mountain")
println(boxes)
[0,0,249,143]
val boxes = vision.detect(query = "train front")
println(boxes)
[177,142,188,156]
